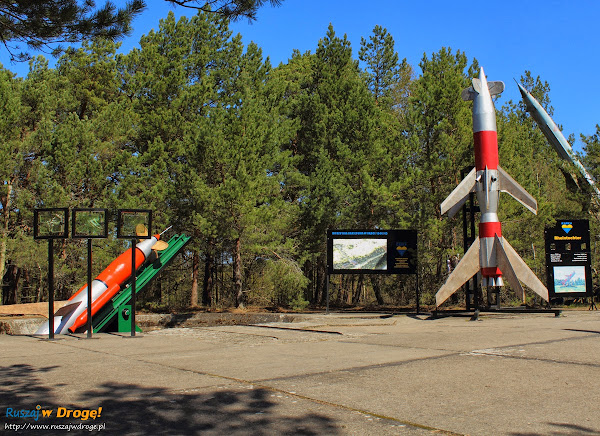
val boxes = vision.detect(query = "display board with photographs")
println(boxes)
[327,230,417,275]
[545,220,592,298]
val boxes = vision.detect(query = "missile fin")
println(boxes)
[436,239,480,307]
[152,240,169,251]
[487,81,505,96]
[441,167,476,218]
[497,166,537,215]
[461,86,476,101]
[463,78,503,100]
[494,236,525,302]
[54,301,81,317]
[499,236,549,302]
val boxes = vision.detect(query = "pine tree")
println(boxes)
[359,25,408,109]
[0,1,145,61]
[581,125,600,182]
[122,11,297,308]
[405,48,475,298]
[277,25,396,303]
[0,67,25,303]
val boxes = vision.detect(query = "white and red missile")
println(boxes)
[35,234,165,335]
[436,67,549,307]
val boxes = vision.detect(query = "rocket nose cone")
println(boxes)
[517,82,528,98]
[478,67,488,89]
[516,83,535,111]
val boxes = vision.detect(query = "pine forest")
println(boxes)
[1,12,599,310]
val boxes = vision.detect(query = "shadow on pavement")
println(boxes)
[510,422,600,436]
[1,363,340,435]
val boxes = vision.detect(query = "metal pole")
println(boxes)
[86,239,93,338]
[326,274,330,314]
[131,239,136,336]
[48,239,54,340]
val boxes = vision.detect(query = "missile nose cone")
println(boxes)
[478,67,489,94]
[516,83,536,113]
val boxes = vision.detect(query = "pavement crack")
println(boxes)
[257,352,457,383]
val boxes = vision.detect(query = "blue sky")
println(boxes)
[1,0,597,151]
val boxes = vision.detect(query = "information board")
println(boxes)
[544,219,592,298]
[327,230,417,275]
[34,208,69,239]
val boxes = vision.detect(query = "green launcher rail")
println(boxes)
[92,234,192,333]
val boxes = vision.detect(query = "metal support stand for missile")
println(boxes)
[433,295,562,320]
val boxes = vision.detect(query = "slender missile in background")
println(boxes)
[436,67,549,308]
[517,83,600,199]
[35,233,167,335]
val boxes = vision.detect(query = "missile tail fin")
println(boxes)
[497,166,537,215]
[487,81,505,96]
[497,236,549,302]
[461,86,477,101]
[436,239,480,307]
[441,167,476,218]
[54,301,81,317]
[494,236,525,302]
[462,80,504,101]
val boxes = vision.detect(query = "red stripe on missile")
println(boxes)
[481,267,502,277]
[479,221,502,238]
[474,131,498,170]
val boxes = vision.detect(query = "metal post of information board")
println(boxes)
[34,208,69,340]
[117,209,151,338]
[130,238,137,337]
[86,239,93,338]
[48,239,55,339]
[72,208,108,339]
[326,273,330,314]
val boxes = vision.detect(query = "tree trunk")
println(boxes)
[233,238,244,308]
[2,263,19,305]
[316,255,327,305]
[36,264,43,302]
[190,250,199,307]
[202,242,213,306]
[353,275,363,304]
[370,276,385,305]
[0,182,13,305]
[337,276,345,305]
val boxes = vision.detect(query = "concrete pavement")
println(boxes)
[1,310,600,435]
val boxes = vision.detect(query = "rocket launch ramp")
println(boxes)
[92,233,191,333]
